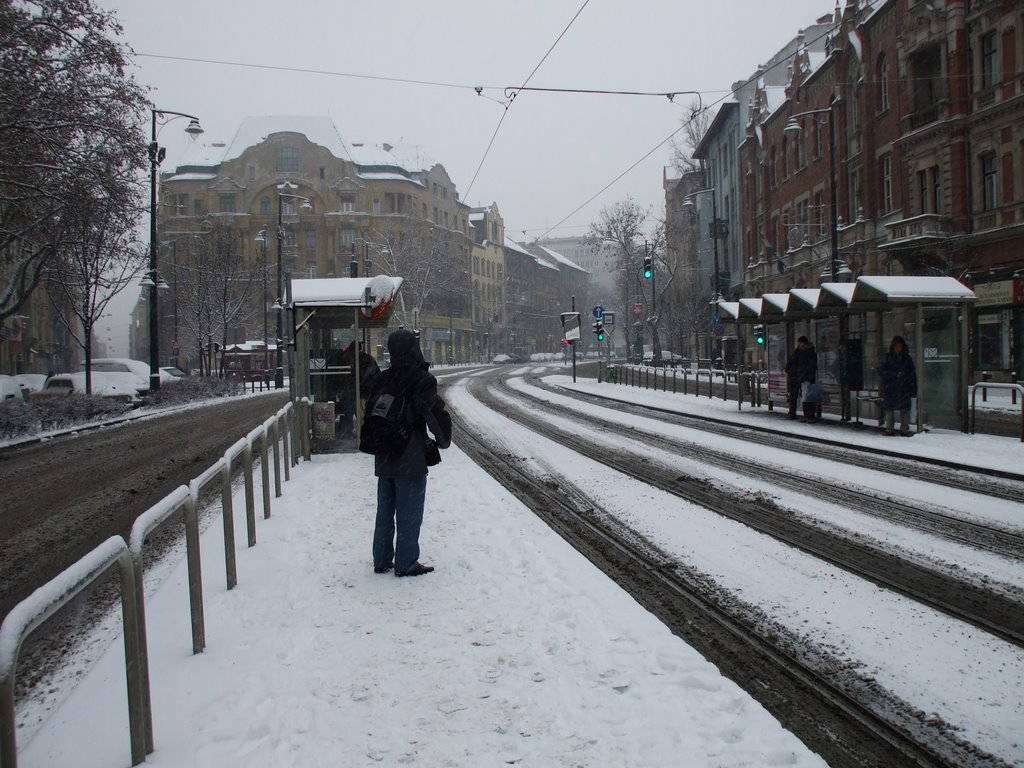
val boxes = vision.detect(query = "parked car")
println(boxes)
[34,371,143,404]
[0,375,30,402]
[14,373,47,393]
[85,358,151,393]
[642,351,685,366]
[159,366,188,382]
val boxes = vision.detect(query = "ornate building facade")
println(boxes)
[139,116,476,369]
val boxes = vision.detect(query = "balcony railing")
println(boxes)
[882,213,950,247]
[907,104,940,131]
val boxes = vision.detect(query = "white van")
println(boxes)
[85,358,151,393]
[36,371,143,404]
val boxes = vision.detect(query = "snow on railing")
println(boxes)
[1,537,146,767]
[0,401,299,766]
[970,382,1024,442]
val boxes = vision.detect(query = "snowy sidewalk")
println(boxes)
[18,444,825,768]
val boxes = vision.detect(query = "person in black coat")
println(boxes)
[877,335,917,436]
[367,329,452,577]
[333,341,380,438]
[785,336,818,421]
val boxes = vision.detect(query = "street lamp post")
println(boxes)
[149,108,202,391]
[274,183,312,389]
[784,98,840,284]
[682,185,722,360]
[786,97,853,420]
[255,228,270,381]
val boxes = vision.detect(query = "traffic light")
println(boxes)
[753,324,766,345]
[593,320,605,341]
[643,255,653,279]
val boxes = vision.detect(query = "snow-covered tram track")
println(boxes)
[531,373,1024,501]
[464,374,1024,648]
[510,374,1024,565]
[446,376,1010,768]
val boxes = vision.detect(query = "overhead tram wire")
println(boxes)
[139,0,886,238]
[459,0,591,206]
[531,0,885,240]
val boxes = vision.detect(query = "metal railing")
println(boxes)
[610,364,764,408]
[0,402,298,767]
[969,382,1024,442]
[1,538,146,767]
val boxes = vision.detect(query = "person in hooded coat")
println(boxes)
[877,335,917,436]
[367,329,452,577]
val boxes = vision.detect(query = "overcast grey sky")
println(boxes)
[101,0,834,240]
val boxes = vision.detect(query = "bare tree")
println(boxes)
[208,227,257,375]
[1,0,147,321]
[669,99,713,176]
[366,215,470,329]
[662,196,709,360]
[44,180,145,392]
[589,195,651,364]
[173,226,256,376]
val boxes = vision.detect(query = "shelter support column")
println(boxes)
[840,315,849,421]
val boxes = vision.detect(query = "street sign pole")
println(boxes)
[571,296,577,383]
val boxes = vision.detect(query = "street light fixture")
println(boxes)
[785,99,853,420]
[149,108,202,391]
[784,98,843,285]
[274,182,313,389]
[682,186,723,358]
[255,227,270,380]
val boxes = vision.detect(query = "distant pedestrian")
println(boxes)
[877,335,917,436]
[366,329,452,577]
[785,336,818,421]
[333,341,380,438]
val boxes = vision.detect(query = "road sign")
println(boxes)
[601,311,615,329]
[633,303,643,317]
[592,305,604,318]
[560,311,581,341]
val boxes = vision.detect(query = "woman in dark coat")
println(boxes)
[877,335,917,436]
[367,329,452,577]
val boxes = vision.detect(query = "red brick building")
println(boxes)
[739,0,1023,381]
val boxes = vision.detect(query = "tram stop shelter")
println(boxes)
[289,275,404,453]
[716,276,976,433]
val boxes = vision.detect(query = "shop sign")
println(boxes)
[973,279,1017,307]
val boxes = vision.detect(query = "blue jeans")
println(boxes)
[373,475,428,573]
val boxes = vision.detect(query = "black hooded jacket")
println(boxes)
[367,329,452,477]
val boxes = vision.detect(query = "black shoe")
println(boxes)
[395,563,434,577]
[373,563,393,574]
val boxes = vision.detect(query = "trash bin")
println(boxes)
[311,401,336,441]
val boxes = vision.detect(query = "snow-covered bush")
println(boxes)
[0,377,246,441]
[0,394,131,439]
[141,376,244,407]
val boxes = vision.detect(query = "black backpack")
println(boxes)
[358,372,413,457]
